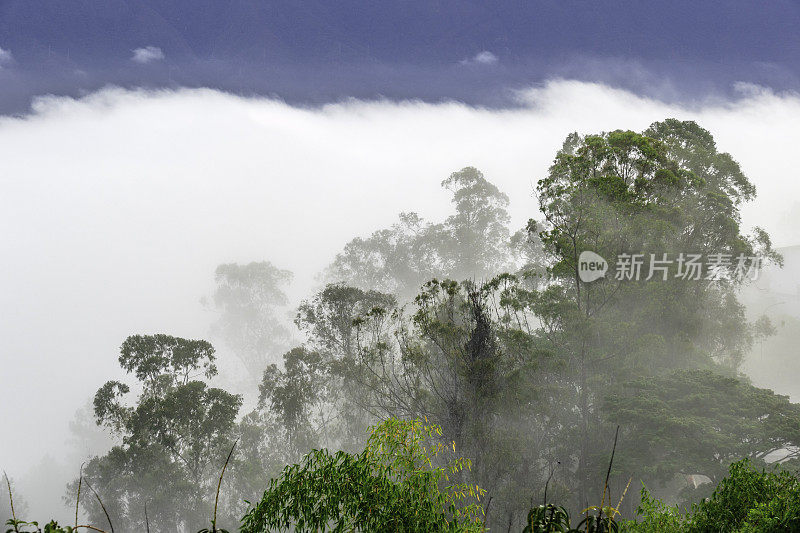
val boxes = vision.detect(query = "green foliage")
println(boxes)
[523,505,572,533]
[620,459,800,532]
[604,369,800,485]
[76,335,242,532]
[526,460,800,533]
[619,488,683,532]
[240,418,486,532]
[522,504,623,533]
[686,459,800,532]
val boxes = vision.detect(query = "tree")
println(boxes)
[76,334,242,532]
[296,283,396,362]
[326,167,538,300]
[604,370,800,487]
[526,119,781,508]
[752,314,778,359]
[439,167,514,281]
[259,347,325,455]
[313,276,565,529]
[292,282,397,449]
[210,261,293,381]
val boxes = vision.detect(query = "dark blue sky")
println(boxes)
[1,1,799,113]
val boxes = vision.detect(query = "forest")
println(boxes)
[4,118,800,532]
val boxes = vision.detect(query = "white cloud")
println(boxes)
[3,81,800,518]
[460,50,498,65]
[131,45,165,64]
[0,47,14,67]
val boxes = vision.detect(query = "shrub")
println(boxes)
[240,418,486,532]
[622,458,800,532]
[686,458,800,532]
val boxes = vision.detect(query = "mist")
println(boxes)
[3,79,800,524]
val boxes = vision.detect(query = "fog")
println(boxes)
[2,79,800,522]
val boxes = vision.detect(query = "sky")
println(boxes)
[2,1,800,112]
[3,1,800,521]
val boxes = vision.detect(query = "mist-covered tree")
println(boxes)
[75,334,242,532]
[296,283,396,361]
[605,369,800,501]
[210,261,293,381]
[293,283,397,449]
[300,277,561,528]
[326,167,541,299]
[535,121,778,372]
[259,347,326,455]
[516,120,784,508]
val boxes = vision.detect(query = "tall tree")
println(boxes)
[259,347,326,455]
[292,283,397,449]
[326,167,539,300]
[318,277,561,528]
[530,119,781,508]
[76,335,242,532]
[211,261,293,381]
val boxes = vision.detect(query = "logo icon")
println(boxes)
[578,250,608,282]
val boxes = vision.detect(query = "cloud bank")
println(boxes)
[2,79,800,518]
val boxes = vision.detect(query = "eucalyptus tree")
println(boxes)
[75,334,242,532]
[530,119,781,508]
[309,276,562,528]
[326,167,539,300]
[290,283,397,450]
[258,347,326,455]
[210,261,293,382]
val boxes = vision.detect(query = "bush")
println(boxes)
[240,418,486,532]
[686,458,800,532]
[619,488,683,532]
[622,458,800,532]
